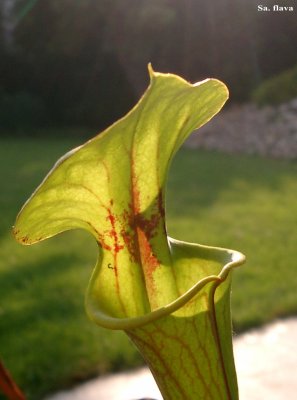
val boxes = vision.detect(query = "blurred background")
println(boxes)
[0,1,297,399]
[1,0,297,133]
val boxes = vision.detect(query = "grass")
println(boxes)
[167,149,297,330]
[0,136,296,399]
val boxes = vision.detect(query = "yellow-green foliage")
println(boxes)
[252,64,297,106]
[13,70,244,400]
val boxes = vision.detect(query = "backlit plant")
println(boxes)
[14,66,245,399]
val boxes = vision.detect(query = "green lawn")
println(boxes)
[0,136,296,399]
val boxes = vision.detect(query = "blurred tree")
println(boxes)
[1,0,136,130]
[103,0,178,95]
[0,0,17,49]
[0,0,297,133]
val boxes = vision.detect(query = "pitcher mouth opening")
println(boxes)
[85,239,245,330]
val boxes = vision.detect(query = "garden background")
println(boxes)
[0,1,297,399]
